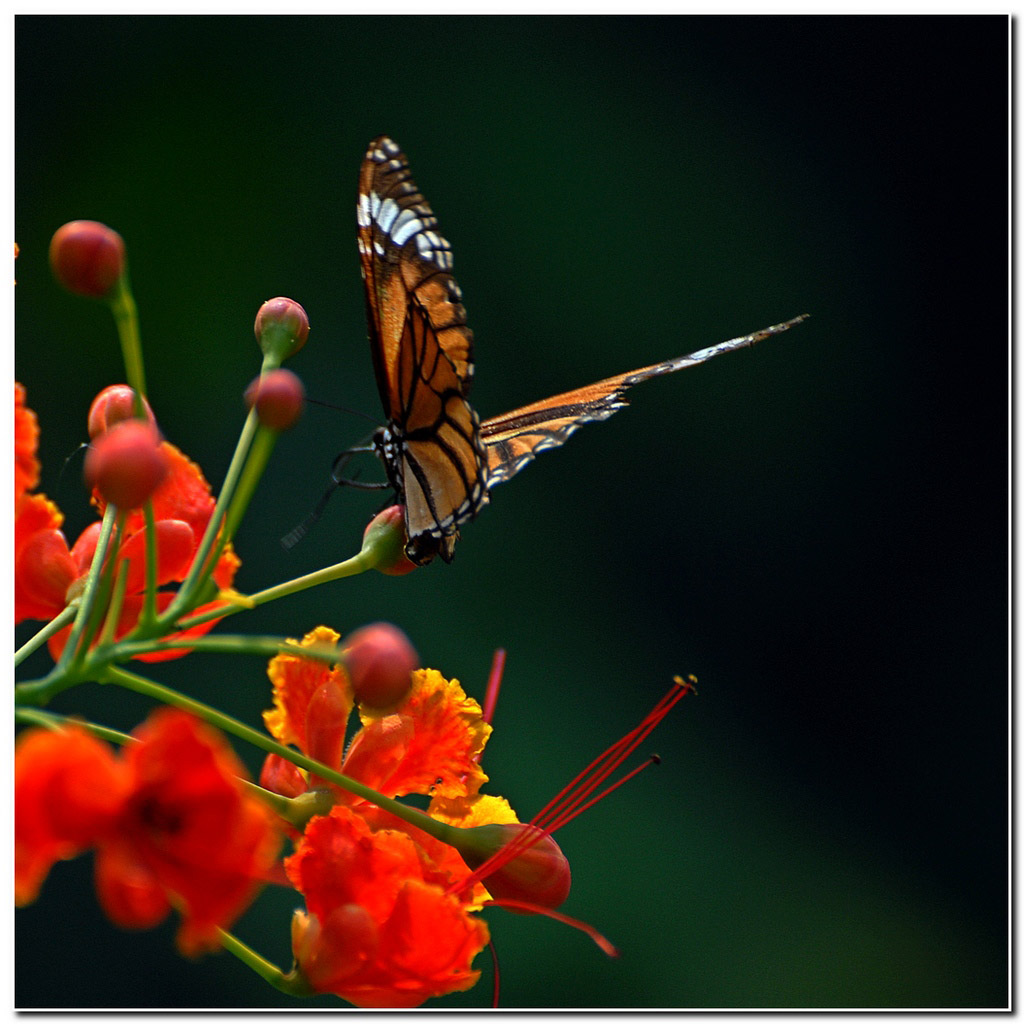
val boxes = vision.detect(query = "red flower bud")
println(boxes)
[458,823,572,912]
[361,505,417,576]
[244,369,305,431]
[341,622,418,708]
[87,385,156,439]
[49,221,125,299]
[84,420,169,509]
[254,297,309,362]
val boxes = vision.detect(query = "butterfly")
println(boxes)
[356,135,807,565]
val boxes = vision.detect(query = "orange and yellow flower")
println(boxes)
[261,626,519,1007]
[15,709,281,955]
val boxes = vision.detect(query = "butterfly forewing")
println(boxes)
[357,136,474,405]
[357,136,488,563]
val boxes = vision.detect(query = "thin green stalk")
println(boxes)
[56,505,119,672]
[218,929,313,996]
[15,606,76,667]
[14,707,133,746]
[108,271,146,400]
[140,500,159,627]
[100,665,460,848]
[163,407,260,619]
[222,425,277,541]
[174,549,377,632]
[114,633,341,664]
[97,557,131,647]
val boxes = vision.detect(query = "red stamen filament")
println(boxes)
[486,899,619,959]
[482,648,506,727]
[454,677,695,898]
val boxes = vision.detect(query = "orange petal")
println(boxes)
[346,669,491,800]
[15,726,128,905]
[116,519,196,592]
[263,626,352,750]
[15,527,76,623]
[287,807,488,1007]
[94,840,171,931]
[15,382,40,500]
[120,709,282,955]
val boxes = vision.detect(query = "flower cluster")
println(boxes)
[15,383,239,662]
[14,219,692,1009]
[261,626,521,1005]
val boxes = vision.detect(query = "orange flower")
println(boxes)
[14,384,239,661]
[15,709,281,956]
[288,807,489,1008]
[261,627,519,1007]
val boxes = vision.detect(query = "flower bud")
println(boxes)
[87,385,156,439]
[84,420,169,509]
[244,369,305,431]
[254,297,309,363]
[341,622,418,708]
[49,221,125,299]
[457,823,572,912]
[361,505,417,576]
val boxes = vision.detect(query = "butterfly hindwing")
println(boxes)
[480,317,810,487]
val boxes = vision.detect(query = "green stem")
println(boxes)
[100,665,460,848]
[108,270,146,400]
[56,505,119,672]
[14,707,133,746]
[114,633,341,664]
[163,408,260,619]
[15,606,77,666]
[222,425,277,541]
[97,557,131,647]
[218,929,313,996]
[140,501,159,627]
[175,549,377,632]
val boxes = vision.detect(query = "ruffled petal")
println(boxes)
[287,806,488,1008]
[263,626,352,751]
[346,669,490,800]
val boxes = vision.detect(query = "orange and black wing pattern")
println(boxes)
[481,316,809,486]
[357,135,487,564]
[355,135,807,564]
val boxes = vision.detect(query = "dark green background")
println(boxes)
[15,15,1008,1010]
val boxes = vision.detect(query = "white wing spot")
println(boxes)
[357,192,372,228]
[391,209,424,246]
[376,197,399,233]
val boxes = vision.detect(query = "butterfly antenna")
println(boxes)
[280,446,389,550]
[304,395,382,427]
[56,442,90,496]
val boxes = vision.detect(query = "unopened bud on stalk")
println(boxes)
[455,823,572,912]
[341,622,418,708]
[361,505,417,576]
[84,420,168,509]
[244,369,305,431]
[87,385,156,438]
[254,297,309,363]
[49,221,126,299]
